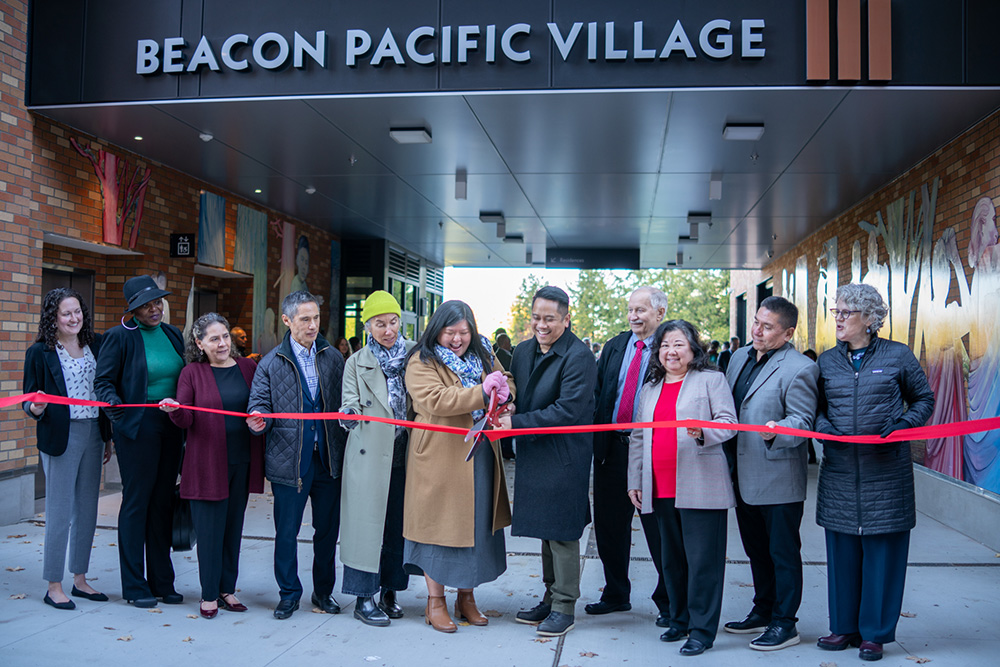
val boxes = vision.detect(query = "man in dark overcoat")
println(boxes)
[501,286,597,637]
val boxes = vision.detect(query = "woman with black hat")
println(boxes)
[95,275,185,609]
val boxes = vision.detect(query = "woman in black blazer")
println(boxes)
[94,275,186,609]
[23,288,113,610]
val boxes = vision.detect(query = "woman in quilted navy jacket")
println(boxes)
[814,284,934,662]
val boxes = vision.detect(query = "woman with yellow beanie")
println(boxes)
[338,290,416,626]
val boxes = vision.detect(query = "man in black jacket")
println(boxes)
[587,286,670,625]
[501,286,597,638]
[247,291,346,620]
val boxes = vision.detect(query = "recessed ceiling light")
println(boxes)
[133,136,143,141]
[723,123,765,141]
[305,186,316,195]
[389,127,432,144]
[254,188,262,194]
[199,132,214,143]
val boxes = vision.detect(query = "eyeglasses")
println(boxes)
[829,309,860,320]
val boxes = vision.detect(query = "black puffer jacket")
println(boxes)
[815,335,934,535]
[247,332,346,489]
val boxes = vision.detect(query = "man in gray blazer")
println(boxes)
[722,296,819,651]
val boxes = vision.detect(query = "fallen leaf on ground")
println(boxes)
[820,662,838,667]
[6,566,24,572]
[148,608,163,614]
[533,638,552,643]
[186,614,198,619]
[311,607,326,614]
[900,611,917,618]
[103,627,115,631]
[7,534,26,539]
[906,657,932,664]
[364,657,381,662]
[529,574,539,578]
[9,594,26,599]
[458,621,470,626]
[580,652,598,658]
[484,609,502,617]
[117,635,133,642]
[182,636,194,642]
[108,543,116,547]
[162,624,171,627]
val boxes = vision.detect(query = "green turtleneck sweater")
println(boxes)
[139,322,184,401]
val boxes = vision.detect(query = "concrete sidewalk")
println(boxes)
[2,465,999,667]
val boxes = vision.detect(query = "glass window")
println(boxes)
[405,284,417,312]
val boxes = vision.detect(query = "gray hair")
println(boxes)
[632,286,668,313]
[185,312,236,363]
[836,283,888,333]
[281,290,319,319]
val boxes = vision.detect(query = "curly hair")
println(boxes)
[185,312,238,364]
[36,288,94,349]
[835,283,888,334]
[647,319,712,383]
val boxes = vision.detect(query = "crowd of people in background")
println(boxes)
[22,275,935,661]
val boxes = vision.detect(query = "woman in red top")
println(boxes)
[627,320,737,657]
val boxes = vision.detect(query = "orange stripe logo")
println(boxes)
[807,0,891,82]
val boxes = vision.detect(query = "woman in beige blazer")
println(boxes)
[627,319,737,657]
[403,300,514,633]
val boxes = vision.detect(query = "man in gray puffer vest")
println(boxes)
[248,291,346,620]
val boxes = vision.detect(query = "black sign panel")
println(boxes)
[547,248,640,270]
[170,233,194,258]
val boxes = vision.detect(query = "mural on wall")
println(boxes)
[198,192,227,268]
[781,255,810,351]
[780,179,1000,495]
[328,239,341,338]
[234,205,268,354]
[71,138,152,248]
[290,235,310,294]
[271,219,296,341]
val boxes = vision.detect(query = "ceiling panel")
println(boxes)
[517,173,658,218]
[401,173,536,218]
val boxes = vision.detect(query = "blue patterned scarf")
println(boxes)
[435,335,492,421]
[369,334,408,436]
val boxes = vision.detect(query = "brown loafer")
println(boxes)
[425,595,456,633]
[817,632,862,651]
[455,590,487,626]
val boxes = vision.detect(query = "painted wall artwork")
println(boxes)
[198,192,227,268]
[328,239,341,337]
[779,179,1000,495]
[235,205,268,354]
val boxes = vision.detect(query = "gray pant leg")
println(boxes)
[67,420,104,576]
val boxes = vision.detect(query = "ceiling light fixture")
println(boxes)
[503,233,524,244]
[389,127,432,144]
[525,249,533,265]
[455,169,467,200]
[709,176,723,200]
[479,211,504,225]
[722,123,765,141]
[133,136,143,141]
[199,132,214,143]
[495,221,507,238]
[305,186,316,195]
[254,188,262,194]
[676,250,685,266]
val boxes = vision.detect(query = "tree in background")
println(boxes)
[508,269,730,347]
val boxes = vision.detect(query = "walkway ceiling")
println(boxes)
[37,88,1000,269]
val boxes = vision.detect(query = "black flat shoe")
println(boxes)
[679,638,710,656]
[71,586,108,602]
[660,627,689,643]
[584,599,632,615]
[274,599,299,620]
[126,597,158,608]
[354,596,391,627]
[44,593,76,610]
[158,592,184,604]
[378,589,403,619]
[311,592,341,614]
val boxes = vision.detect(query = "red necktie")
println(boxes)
[616,340,645,424]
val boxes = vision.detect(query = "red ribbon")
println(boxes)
[10,391,1000,445]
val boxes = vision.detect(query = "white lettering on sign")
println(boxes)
[135,19,765,75]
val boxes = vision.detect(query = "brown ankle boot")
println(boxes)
[455,590,488,626]
[425,595,456,633]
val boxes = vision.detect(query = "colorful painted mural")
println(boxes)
[779,180,1000,495]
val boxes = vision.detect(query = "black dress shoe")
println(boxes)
[127,597,158,608]
[158,592,184,604]
[859,640,883,661]
[311,592,341,614]
[750,624,800,651]
[679,638,710,656]
[515,601,551,625]
[584,599,632,615]
[44,593,76,610]
[536,611,574,636]
[274,599,299,620]
[71,586,109,602]
[354,596,391,627]
[656,612,671,628]
[378,589,403,619]
[724,610,770,634]
[660,627,689,642]
[817,632,863,651]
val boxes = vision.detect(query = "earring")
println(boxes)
[121,315,138,331]
[866,326,872,334]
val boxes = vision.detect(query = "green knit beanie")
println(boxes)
[361,290,402,323]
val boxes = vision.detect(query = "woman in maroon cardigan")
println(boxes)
[159,312,264,619]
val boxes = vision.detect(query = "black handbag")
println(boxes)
[171,484,196,551]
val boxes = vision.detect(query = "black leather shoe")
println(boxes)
[584,599,631,615]
[158,592,184,605]
[354,596,391,627]
[750,624,800,651]
[660,627,689,642]
[724,610,770,634]
[378,589,403,619]
[515,601,551,625]
[273,599,299,620]
[817,632,862,651]
[311,592,341,614]
[536,611,574,636]
[127,597,158,608]
[656,612,671,628]
[859,641,883,661]
[44,593,76,610]
[679,638,710,656]
[71,586,108,602]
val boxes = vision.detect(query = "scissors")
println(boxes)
[464,389,507,462]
